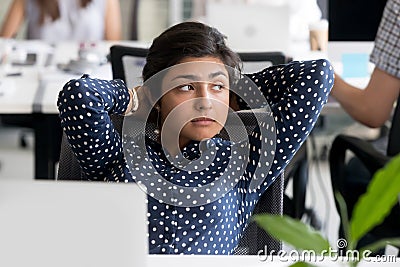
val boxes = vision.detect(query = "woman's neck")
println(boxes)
[158,132,190,157]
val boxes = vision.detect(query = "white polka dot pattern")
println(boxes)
[57,59,334,255]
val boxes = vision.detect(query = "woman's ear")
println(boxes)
[229,93,240,111]
[140,85,158,106]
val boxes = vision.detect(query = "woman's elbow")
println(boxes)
[362,116,388,129]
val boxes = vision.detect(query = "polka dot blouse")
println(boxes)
[57,59,334,255]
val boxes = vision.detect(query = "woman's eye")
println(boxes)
[179,84,194,91]
[211,84,225,91]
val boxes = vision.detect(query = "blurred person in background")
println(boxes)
[330,0,399,128]
[0,0,122,41]
[330,0,400,251]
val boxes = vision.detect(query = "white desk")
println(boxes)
[0,40,149,114]
[147,255,399,267]
[0,71,38,114]
[0,40,147,179]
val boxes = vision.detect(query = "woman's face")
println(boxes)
[159,56,230,150]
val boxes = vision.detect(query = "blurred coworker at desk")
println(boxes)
[330,0,400,128]
[0,0,121,41]
[329,0,400,251]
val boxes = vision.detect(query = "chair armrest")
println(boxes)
[329,134,390,192]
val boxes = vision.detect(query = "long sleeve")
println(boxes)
[240,59,334,195]
[57,75,132,181]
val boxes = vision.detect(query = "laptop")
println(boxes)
[0,180,148,267]
[205,2,290,53]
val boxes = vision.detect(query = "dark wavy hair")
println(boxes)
[142,22,242,125]
[142,21,242,83]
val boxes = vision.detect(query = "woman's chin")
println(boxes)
[181,123,223,142]
[189,131,219,142]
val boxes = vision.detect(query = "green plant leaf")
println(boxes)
[359,237,400,255]
[289,262,318,267]
[350,154,400,243]
[335,191,351,246]
[253,214,331,253]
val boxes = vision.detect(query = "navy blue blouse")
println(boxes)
[57,59,334,255]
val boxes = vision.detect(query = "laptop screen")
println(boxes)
[206,2,290,52]
[0,180,148,267]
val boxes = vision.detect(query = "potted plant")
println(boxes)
[254,153,400,267]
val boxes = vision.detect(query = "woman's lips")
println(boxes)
[191,117,215,126]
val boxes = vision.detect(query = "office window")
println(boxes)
[183,0,193,20]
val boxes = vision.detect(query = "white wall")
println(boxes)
[137,0,169,41]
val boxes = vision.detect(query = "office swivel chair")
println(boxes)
[329,95,400,251]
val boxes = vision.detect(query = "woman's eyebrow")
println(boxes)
[171,71,228,81]
[209,71,228,79]
[171,74,199,81]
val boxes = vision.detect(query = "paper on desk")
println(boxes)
[342,53,369,78]
[0,79,16,97]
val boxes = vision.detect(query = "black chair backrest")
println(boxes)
[58,44,287,254]
[57,133,85,180]
[387,95,400,157]
[236,174,284,255]
[110,45,148,84]
[235,50,287,255]
[238,51,287,66]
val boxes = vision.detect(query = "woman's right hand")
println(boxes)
[125,86,153,119]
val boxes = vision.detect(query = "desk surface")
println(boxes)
[147,255,399,267]
[0,41,148,115]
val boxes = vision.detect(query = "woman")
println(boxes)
[0,0,121,41]
[58,22,334,254]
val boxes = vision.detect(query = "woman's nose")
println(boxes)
[194,84,212,111]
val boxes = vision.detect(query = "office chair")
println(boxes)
[329,95,400,252]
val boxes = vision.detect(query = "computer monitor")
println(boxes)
[206,2,290,52]
[327,0,388,79]
[328,0,387,41]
